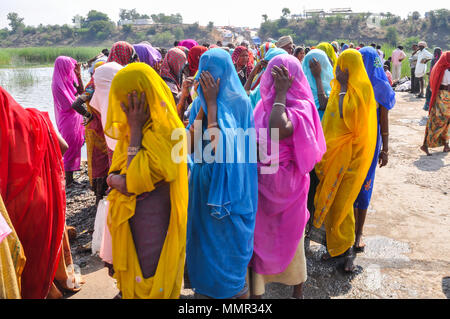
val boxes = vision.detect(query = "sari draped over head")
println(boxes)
[90,62,124,152]
[249,48,287,109]
[51,56,84,172]
[425,51,450,148]
[160,47,187,90]
[317,42,337,67]
[186,48,258,299]
[0,86,66,298]
[107,41,136,66]
[0,194,26,299]
[341,44,349,52]
[302,49,334,120]
[105,62,188,299]
[176,46,190,57]
[250,42,277,91]
[354,47,396,210]
[429,51,450,110]
[133,43,162,67]
[84,61,110,186]
[331,41,340,53]
[178,39,198,50]
[232,46,253,75]
[187,45,208,77]
[313,49,377,257]
[431,47,443,70]
[250,55,326,274]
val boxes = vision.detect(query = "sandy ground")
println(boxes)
[65,92,450,299]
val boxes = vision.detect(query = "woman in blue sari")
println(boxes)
[186,48,258,299]
[302,49,334,121]
[353,47,396,252]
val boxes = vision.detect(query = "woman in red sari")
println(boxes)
[0,86,79,298]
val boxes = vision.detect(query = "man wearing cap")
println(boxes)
[276,35,294,55]
[415,41,434,98]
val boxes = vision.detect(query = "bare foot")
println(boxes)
[354,235,366,253]
[343,248,356,273]
[444,144,450,153]
[292,283,304,299]
[420,145,431,156]
[46,283,63,299]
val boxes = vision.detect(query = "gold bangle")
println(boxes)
[127,146,140,156]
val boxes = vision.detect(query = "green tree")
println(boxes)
[385,26,398,45]
[7,12,25,33]
[412,11,421,20]
[282,8,291,18]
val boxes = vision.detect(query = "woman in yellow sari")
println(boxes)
[104,62,188,299]
[317,42,338,67]
[313,49,377,272]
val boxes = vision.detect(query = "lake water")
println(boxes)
[0,67,90,159]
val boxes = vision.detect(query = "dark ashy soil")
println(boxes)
[65,162,98,270]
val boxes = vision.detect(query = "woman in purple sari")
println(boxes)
[51,56,84,186]
[249,54,326,299]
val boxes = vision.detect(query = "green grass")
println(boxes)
[0,47,104,67]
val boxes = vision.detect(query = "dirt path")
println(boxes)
[66,92,449,299]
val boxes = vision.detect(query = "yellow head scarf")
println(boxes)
[105,62,188,299]
[317,42,338,67]
[313,49,377,257]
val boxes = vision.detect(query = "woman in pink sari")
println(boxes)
[51,56,84,186]
[249,54,326,299]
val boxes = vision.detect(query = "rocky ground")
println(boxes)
[65,92,450,299]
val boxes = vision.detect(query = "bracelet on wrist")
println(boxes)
[127,146,141,156]
[207,122,219,129]
[273,102,286,109]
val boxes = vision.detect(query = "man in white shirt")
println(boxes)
[415,41,434,98]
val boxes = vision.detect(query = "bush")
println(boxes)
[152,31,175,47]
[385,27,398,45]
[122,25,132,34]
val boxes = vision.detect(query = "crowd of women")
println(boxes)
[0,35,448,299]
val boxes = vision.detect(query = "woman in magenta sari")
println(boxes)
[249,54,326,299]
[51,56,84,186]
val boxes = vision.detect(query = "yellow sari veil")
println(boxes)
[313,49,377,257]
[105,62,188,298]
[317,42,338,67]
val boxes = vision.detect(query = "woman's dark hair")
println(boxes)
[174,40,180,47]
[376,45,381,49]
[102,49,109,57]
[305,47,311,54]
[384,60,391,71]
[398,45,404,50]
[293,46,304,57]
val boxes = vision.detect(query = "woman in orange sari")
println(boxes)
[313,49,377,272]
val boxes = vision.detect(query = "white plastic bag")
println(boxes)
[91,199,108,255]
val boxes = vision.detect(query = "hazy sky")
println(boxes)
[0,0,448,29]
